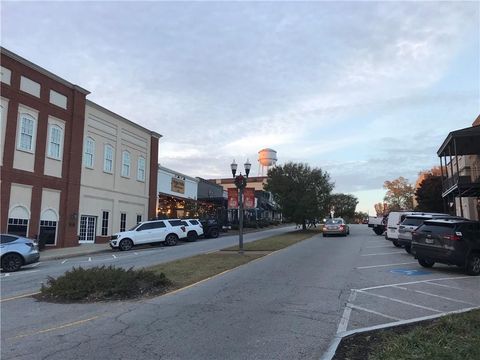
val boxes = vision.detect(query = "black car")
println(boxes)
[411,219,480,275]
[200,219,220,238]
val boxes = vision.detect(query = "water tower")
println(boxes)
[258,148,277,175]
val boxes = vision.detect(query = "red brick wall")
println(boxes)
[473,115,480,127]
[0,50,87,248]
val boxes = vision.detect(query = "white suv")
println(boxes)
[183,219,204,242]
[110,219,187,251]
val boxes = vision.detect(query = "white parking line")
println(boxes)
[61,259,68,264]
[112,254,117,259]
[337,291,357,334]
[88,257,92,262]
[356,262,417,270]
[425,281,465,290]
[358,276,472,291]
[30,262,41,267]
[391,285,477,306]
[361,251,405,256]
[0,270,40,278]
[357,290,442,313]
[350,304,403,321]
[365,245,395,249]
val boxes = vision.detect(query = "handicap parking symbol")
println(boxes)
[389,268,431,276]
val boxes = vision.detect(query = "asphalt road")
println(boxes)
[0,225,297,299]
[2,225,479,360]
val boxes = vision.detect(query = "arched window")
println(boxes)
[122,150,131,177]
[84,137,95,168]
[137,156,145,181]
[104,144,114,173]
[48,124,63,159]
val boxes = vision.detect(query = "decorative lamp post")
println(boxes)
[231,159,251,254]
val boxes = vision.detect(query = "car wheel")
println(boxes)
[165,234,178,246]
[119,239,133,251]
[466,253,480,276]
[405,245,411,254]
[323,234,327,237]
[1,253,23,272]
[418,258,435,268]
[374,228,383,235]
[187,231,198,242]
[392,240,402,248]
[209,228,219,238]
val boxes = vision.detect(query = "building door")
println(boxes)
[39,221,57,247]
[79,215,96,243]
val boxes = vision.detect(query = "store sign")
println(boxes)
[171,178,185,194]
[228,188,238,209]
[244,188,255,209]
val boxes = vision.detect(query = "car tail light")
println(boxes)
[181,226,186,232]
[443,234,461,241]
[339,225,344,230]
[412,231,418,237]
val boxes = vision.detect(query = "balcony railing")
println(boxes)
[442,169,480,195]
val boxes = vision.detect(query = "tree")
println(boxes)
[415,175,444,212]
[265,162,333,230]
[354,211,369,223]
[330,193,358,222]
[383,177,415,210]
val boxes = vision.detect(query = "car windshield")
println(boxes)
[128,224,140,231]
[326,219,342,225]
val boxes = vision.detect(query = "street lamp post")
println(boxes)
[231,159,251,254]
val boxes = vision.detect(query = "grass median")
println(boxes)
[147,229,321,291]
[334,309,480,360]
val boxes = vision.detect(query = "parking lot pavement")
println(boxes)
[337,232,480,334]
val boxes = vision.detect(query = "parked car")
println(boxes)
[1,234,40,272]
[368,215,386,235]
[385,211,417,246]
[323,218,350,237]
[183,219,204,241]
[411,219,480,275]
[200,219,220,238]
[110,219,187,251]
[398,213,452,253]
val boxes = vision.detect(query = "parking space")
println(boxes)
[338,234,480,334]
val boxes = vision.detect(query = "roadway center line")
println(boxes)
[356,262,417,270]
[357,290,442,313]
[8,316,100,340]
[391,285,477,306]
[361,251,405,256]
[1,291,41,302]
[349,304,403,321]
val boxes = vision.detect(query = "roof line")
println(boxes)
[1,46,90,95]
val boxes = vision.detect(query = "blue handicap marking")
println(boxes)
[389,268,431,276]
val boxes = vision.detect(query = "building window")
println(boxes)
[18,114,35,152]
[7,218,29,237]
[137,156,146,181]
[84,137,95,168]
[101,211,109,236]
[120,213,126,232]
[104,144,114,173]
[47,125,62,159]
[122,151,131,177]
[136,214,142,224]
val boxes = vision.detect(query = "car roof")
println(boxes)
[405,214,453,219]
[423,218,475,225]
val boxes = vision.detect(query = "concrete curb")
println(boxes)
[40,249,111,261]
[320,306,480,360]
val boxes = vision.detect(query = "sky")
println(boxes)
[2,1,479,213]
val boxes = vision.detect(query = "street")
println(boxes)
[2,225,479,359]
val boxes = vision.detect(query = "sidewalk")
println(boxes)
[39,224,295,261]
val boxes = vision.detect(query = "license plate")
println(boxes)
[425,238,434,244]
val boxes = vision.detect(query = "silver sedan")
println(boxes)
[1,234,40,272]
[323,218,350,237]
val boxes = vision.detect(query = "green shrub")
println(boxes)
[231,224,239,230]
[39,266,171,302]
